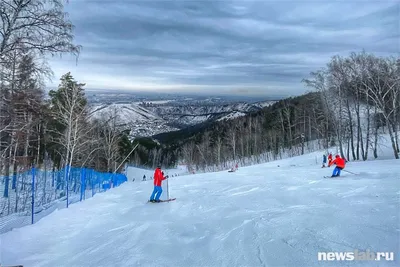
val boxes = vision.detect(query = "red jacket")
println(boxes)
[153,168,166,186]
[329,157,345,169]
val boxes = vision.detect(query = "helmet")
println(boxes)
[335,155,340,158]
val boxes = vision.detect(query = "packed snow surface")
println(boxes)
[1,154,399,267]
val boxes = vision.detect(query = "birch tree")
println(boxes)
[362,56,399,159]
[0,0,80,58]
[100,106,123,172]
[48,72,88,206]
[226,122,237,161]
[213,134,223,169]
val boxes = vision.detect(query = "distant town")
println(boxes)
[83,89,281,105]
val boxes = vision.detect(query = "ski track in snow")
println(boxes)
[1,158,400,267]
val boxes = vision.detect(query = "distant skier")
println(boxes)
[322,154,327,168]
[328,153,333,167]
[229,163,239,172]
[149,166,167,202]
[328,155,346,177]
[143,175,146,181]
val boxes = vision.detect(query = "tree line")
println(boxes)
[172,92,329,172]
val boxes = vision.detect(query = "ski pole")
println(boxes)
[166,176,170,201]
[342,169,358,175]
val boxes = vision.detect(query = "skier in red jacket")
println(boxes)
[328,155,346,177]
[328,153,333,166]
[149,166,167,202]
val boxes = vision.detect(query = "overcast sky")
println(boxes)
[48,0,399,98]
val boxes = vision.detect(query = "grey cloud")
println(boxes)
[52,0,399,97]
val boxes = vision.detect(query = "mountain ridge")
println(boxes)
[89,98,276,137]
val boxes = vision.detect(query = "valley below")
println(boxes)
[87,90,276,138]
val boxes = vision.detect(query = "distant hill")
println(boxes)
[89,98,276,138]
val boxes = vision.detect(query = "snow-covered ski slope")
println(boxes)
[1,153,399,266]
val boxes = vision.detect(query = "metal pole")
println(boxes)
[66,165,69,208]
[31,165,36,224]
[114,143,139,174]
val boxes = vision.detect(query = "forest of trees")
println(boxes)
[154,52,399,172]
[156,92,329,172]
[304,52,399,161]
[0,0,133,179]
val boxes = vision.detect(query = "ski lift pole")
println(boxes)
[114,143,139,174]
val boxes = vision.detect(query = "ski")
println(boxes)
[159,198,176,202]
[148,198,176,203]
